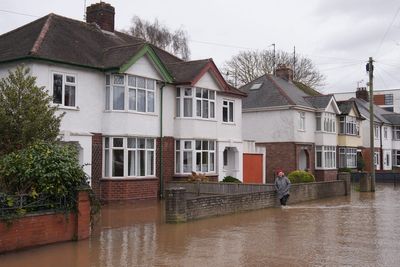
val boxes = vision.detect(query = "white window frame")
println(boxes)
[103,137,156,178]
[317,112,336,133]
[393,150,400,166]
[393,126,400,140]
[339,116,359,136]
[339,147,357,168]
[176,87,216,120]
[299,112,306,131]
[374,151,380,169]
[315,145,336,169]
[52,72,77,108]
[222,99,234,123]
[384,127,388,139]
[374,125,380,140]
[175,139,216,174]
[105,74,156,113]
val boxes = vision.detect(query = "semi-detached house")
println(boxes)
[0,2,246,201]
[241,65,341,182]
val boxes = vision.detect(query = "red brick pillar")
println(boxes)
[75,189,91,240]
[91,133,102,198]
[157,136,175,197]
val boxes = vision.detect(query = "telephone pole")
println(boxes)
[367,56,376,192]
[293,46,296,80]
[272,43,276,75]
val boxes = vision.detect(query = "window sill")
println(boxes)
[222,121,236,125]
[175,117,217,122]
[174,173,217,177]
[104,110,158,116]
[297,129,306,132]
[56,105,80,111]
[315,168,337,170]
[101,176,158,181]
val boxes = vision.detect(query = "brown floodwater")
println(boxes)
[1,183,400,266]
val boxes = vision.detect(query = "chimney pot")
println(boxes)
[356,87,369,102]
[275,64,293,82]
[86,2,115,32]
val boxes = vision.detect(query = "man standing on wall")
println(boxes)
[275,170,291,206]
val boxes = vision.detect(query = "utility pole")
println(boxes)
[367,56,376,192]
[272,43,276,75]
[293,46,296,80]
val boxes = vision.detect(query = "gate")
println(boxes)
[243,153,263,184]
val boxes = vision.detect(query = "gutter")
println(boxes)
[159,82,166,199]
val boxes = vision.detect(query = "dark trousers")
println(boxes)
[280,194,290,206]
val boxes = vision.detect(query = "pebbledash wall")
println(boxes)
[166,174,350,223]
[0,190,91,254]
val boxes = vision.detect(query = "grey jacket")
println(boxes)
[274,176,291,199]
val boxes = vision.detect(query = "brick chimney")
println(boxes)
[275,64,293,82]
[356,87,369,102]
[86,2,115,32]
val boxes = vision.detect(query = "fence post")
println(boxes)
[165,188,187,223]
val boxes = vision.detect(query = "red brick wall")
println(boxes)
[314,170,338,181]
[101,178,158,201]
[0,190,90,253]
[157,136,175,189]
[373,94,385,105]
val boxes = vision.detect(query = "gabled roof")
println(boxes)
[0,13,242,96]
[241,74,331,110]
[336,100,363,119]
[351,97,392,124]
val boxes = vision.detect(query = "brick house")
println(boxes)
[0,2,246,201]
[241,65,341,182]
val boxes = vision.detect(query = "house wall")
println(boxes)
[293,110,316,143]
[337,135,362,147]
[242,110,294,142]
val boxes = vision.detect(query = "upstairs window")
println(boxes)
[105,74,155,113]
[176,87,215,119]
[393,126,400,140]
[299,112,305,131]
[384,94,393,105]
[222,100,234,122]
[53,73,76,107]
[374,125,380,139]
[339,116,359,136]
[384,127,388,139]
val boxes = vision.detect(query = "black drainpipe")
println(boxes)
[159,82,166,199]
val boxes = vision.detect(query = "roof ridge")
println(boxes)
[0,14,49,39]
[103,42,146,53]
[150,44,185,62]
[265,74,296,105]
[30,13,53,55]
[167,58,210,66]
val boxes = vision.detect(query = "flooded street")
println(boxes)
[1,184,400,266]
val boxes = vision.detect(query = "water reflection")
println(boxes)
[1,184,400,266]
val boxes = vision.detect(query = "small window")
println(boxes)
[299,112,306,131]
[53,73,76,107]
[250,83,262,90]
[223,100,234,122]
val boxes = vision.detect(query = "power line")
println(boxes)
[0,9,40,18]
[374,6,400,57]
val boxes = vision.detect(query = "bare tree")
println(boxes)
[126,16,190,60]
[223,50,325,89]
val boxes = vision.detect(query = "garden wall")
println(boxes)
[166,176,350,223]
[0,190,91,254]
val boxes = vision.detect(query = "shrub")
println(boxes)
[188,172,209,182]
[221,176,242,183]
[0,141,86,199]
[287,170,315,184]
[357,156,365,171]
[338,168,352,173]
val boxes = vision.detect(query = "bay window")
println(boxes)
[175,139,216,174]
[104,137,155,178]
[53,73,76,107]
[176,87,215,119]
[339,147,357,168]
[339,116,359,135]
[105,74,155,113]
[316,112,336,133]
[315,146,336,169]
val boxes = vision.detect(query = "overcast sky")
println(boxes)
[1,0,400,93]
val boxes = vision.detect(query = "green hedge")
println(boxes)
[0,141,87,199]
[287,170,315,184]
[221,176,242,183]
